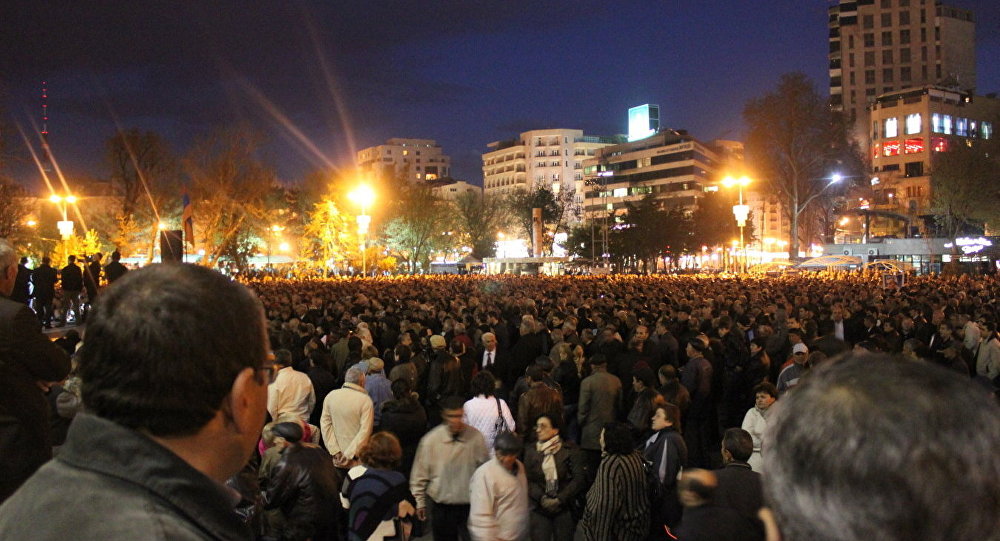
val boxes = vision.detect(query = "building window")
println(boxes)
[935,64,941,79]
[899,10,910,24]
[883,68,894,82]
[849,53,856,67]
[900,66,911,81]
[881,13,892,26]
[850,72,856,84]
[931,137,948,152]
[920,9,926,24]
[883,140,900,156]
[864,33,875,47]
[866,87,877,97]
[900,29,910,44]
[983,122,994,140]
[885,117,899,137]
[904,138,924,154]
[881,0,891,7]
[955,118,968,137]
[900,48,911,63]
[905,161,924,176]
[849,35,855,48]
[865,51,875,66]
[882,31,893,46]
[865,70,876,84]
[863,15,874,29]
[882,50,893,64]
[905,113,921,134]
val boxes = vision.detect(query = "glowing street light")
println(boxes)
[48,193,77,240]
[348,184,376,276]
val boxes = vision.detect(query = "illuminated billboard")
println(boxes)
[628,104,660,142]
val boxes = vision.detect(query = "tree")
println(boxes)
[0,177,31,240]
[384,184,453,273]
[104,129,179,258]
[302,199,354,274]
[504,187,575,255]
[930,138,1000,243]
[743,72,862,258]
[453,191,505,259]
[183,126,275,269]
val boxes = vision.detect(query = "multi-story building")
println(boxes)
[580,130,741,218]
[428,179,481,201]
[867,85,998,236]
[482,129,620,201]
[828,0,976,139]
[356,138,451,183]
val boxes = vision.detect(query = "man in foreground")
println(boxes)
[0,263,272,540]
[0,240,71,503]
[760,354,1000,541]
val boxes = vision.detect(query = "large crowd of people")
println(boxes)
[1,242,999,541]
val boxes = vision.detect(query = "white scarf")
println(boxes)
[537,435,562,485]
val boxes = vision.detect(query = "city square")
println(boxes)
[1,1,999,540]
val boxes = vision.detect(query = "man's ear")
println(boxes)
[226,367,263,435]
[759,507,782,541]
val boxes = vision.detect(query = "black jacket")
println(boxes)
[60,263,83,291]
[264,443,342,541]
[378,397,428,476]
[713,461,764,538]
[524,438,587,517]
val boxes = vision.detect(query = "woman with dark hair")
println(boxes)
[378,379,428,477]
[656,364,690,428]
[341,432,417,541]
[741,381,777,473]
[577,422,649,541]
[627,366,666,441]
[463,370,515,451]
[643,403,686,533]
[523,414,586,541]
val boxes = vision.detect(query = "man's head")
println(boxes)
[77,263,269,480]
[761,353,1000,541]
[481,332,497,351]
[0,239,18,296]
[721,427,753,464]
[429,334,446,350]
[791,343,809,363]
[440,395,466,435]
[494,432,523,470]
[345,363,367,387]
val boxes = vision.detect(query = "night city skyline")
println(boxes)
[2,0,999,187]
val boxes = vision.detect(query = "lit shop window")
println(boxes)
[872,143,881,159]
[883,140,901,156]
[931,137,948,152]
[905,114,921,134]
[955,118,969,137]
[983,122,993,140]
[903,138,924,154]
[884,117,899,138]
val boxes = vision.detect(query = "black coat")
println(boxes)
[264,443,342,541]
[60,263,83,291]
[378,397,428,476]
[523,439,587,517]
[30,264,58,302]
[713,461,765,540]
[0,296,72,502]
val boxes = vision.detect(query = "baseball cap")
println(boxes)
[793,343,809,355]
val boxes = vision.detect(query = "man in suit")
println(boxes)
[714,428,764,540]
[9,257,31,305]
[59,255,84,324]
[577,353,621,476]
[29,257,58,328]
[0,239,72,503]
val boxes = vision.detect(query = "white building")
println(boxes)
[429,179,481,201]
[482,129,620,203]
[356,138,451,183]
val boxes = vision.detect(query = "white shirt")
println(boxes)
[468,457,529,541]
[481,348,497,370]
[464,395,515,452]
[267,366,315,422]
[742,406,769,473]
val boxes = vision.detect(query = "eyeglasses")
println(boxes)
[256,365,278,384]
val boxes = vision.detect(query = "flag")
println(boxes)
[181,190,194,248]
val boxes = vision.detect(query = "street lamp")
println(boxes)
[348,184,376,276]
[48,194,77,240]
[790,173,843,259]
[721,175,751,273]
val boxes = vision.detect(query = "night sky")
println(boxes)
[2,1,998,188]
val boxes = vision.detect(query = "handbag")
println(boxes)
[493,397,510,436]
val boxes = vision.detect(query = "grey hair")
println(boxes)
[344,365,366,384]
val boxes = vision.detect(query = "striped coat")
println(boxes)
[577,451,649,541]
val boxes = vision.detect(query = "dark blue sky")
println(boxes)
[2,0,998,188]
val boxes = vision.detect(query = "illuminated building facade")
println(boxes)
[867,85,998,235]
[482,128,620,203]
[356,138,451,183]
[828,0,976,141]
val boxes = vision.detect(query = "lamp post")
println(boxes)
[49,194,77,263]
[789,173,843,259]
[348,185,375,276]
[721,176,751,273]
